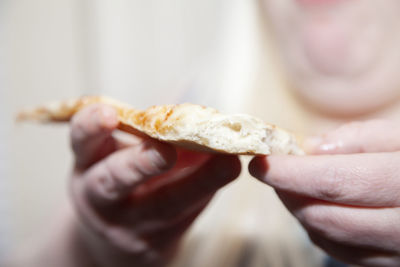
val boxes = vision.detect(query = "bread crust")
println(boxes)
[17,96,304,155]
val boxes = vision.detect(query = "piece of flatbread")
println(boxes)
[17,96,304,155]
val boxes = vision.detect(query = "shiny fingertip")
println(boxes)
[304,136,344,155]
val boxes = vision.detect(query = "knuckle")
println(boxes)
[87,148,160,204]
[300,205,327,233]
[107,158,139,189]
[316,166,345,201]
[302,206,358,245]
[87,165,124,203]
[92,174,120,203]
[301,206,340,239]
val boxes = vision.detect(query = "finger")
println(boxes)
[276,191,400,253]
[131,196,213,236]
[70,104,119,169]
[121,154,241,225]
[142,201,207,249]
[139,206,208,262]
[91,149,214,229]
[83,139,177,207]
[112,130,152,150]
[304,120,400,155]
[249,152,400,206]
[144,210,205,251]
[308,232,399,267]
[142,149,213,190]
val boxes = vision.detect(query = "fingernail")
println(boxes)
[303,136,322,153]
[100,106,117,128]
[319,141,343,153]
[248,156,268,180]
[145,143,176,172]
[304,136,342,154]
[147,148,169,170]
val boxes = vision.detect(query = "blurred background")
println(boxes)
[1,0,269,257]
[4,1,398,266]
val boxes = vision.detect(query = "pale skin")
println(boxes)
[7,0,400,266]
[254,1,400,265]
[5,104,241,267]
[67,104,241,267]
[249,120,400,266]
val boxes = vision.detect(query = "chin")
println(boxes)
[261,0,400,118]
[291,84,400,118]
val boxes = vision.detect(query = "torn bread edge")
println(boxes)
[17,96,304,155]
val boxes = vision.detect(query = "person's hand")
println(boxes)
[249,120,400,267]
[69,104,241,267]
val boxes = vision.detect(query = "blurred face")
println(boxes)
[262,0,400,116]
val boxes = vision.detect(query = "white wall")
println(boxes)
[88,0,259,112]
[4,0,86,251]
[0,0,10,257]
[3,0,258,253]
[87,0,228,107]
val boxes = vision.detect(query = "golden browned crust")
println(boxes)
[17,96,213,147]
[17,96,304,155]
[17,96,152,132]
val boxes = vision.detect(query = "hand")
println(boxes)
[249,120,400,267]
[69,104,241,267]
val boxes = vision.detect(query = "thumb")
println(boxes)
[304,120,400,155]
[70,104,119,169]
